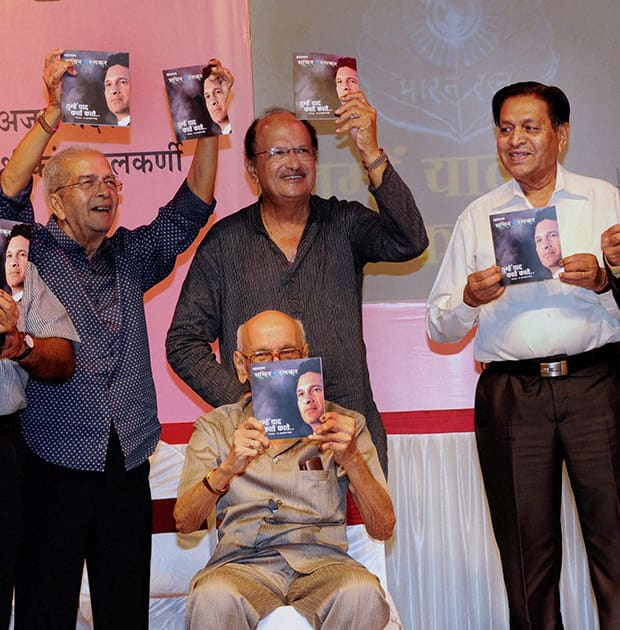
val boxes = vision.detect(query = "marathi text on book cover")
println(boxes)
[250,357,324,439]
[163,64,230,140]
[61,50,130,127]
[489,205,563,285]
[293,53,358,120]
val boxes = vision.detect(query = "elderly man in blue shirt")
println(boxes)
[0,50,228,629]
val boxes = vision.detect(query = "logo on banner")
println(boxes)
[358,0,558,143]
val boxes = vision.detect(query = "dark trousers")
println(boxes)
[475,354,620,630]
[0,426,24,630]
[14,429,152,630]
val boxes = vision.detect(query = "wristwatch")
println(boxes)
[13,333,34,362]
[363,149,389,172]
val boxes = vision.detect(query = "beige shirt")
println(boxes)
[178,398,388,577]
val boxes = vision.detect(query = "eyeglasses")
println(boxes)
[241,348,304,363]
[54,176,123,195]
[253,146,315,161]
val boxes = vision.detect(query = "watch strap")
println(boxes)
[362,149,389,172]
[13,334,34,362]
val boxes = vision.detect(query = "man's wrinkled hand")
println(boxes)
[307,411,357,465]
[602,224,620,267]
[0,290,18,333]
[223,417,269,475]
[463,265,505,307]
[43,48,77,110]
[558,253,608,292]
[334,91,378,155]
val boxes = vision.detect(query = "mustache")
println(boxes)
[280,167,305,177]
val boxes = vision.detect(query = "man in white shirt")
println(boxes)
[0,261,77,628]
[426,81,620,629]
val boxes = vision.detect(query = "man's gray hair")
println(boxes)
[236,316,307,352]
[43,145,101,196]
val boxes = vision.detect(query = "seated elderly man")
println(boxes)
[174,309,395,629]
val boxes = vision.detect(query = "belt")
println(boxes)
[484,343,618,378]
[0,412,20,433]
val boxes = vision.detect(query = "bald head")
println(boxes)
[233,310,309,384]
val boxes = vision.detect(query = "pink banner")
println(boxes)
[0,0,259,422]
[0,2,479,425]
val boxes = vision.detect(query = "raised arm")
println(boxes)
[333,92,428,263]
[1,49,75,197]
[335,91,387,188]
[185,59,233,203]
[308,411,395,540]
[186,136,218,204]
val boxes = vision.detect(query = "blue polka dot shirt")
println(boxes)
[0,180,215,471]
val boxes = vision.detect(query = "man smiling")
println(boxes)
[0,50,222,629]
[427,81,620,628]
[167,93,429,476]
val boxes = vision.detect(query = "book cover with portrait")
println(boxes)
[250,357,324,439]
[61,50,130,126]
[163,64,230,141]
[490,206,563,285]
[293,53,358,120]
[0,219,30,297]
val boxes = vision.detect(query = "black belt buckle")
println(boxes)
[539,359,568,378]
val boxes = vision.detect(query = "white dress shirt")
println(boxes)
[0,263,79,415]
[426,165,620,362]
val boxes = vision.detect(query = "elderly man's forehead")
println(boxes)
[256,112,310,143]
[499,94,553,123]
[243,311,303,348]
[66,150,113,173]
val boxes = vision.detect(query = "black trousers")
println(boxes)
[475,353,620,630]
[0,425,24,630]
[14,429,152,630]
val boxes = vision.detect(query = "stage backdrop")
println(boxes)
[249,0,620,303]
[0,0,258,423]
[0,4,606,629]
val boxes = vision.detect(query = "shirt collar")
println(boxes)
[499,163,571,209]
[251,196,319,234]
[45,215,110,259]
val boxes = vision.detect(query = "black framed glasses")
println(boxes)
[241,348,304,363]
[253,146,315,161]
[54,176,123,195]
